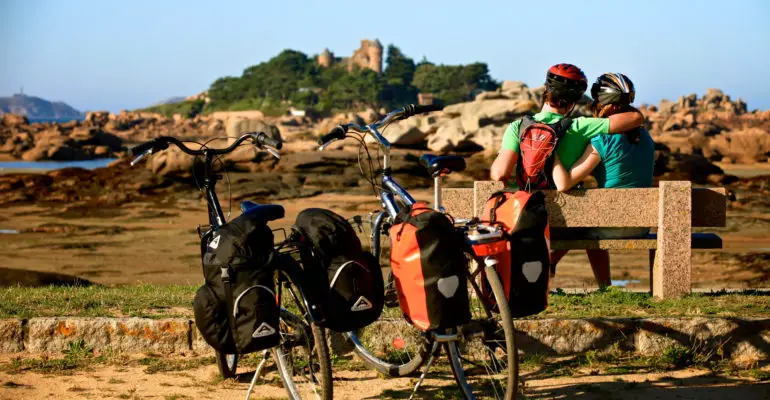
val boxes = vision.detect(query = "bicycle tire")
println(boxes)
[346,213,429,377]
[215,352,238,378]
[447,265,518,400]
[275,309,333,400]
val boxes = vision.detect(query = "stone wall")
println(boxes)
[1,317,767,366]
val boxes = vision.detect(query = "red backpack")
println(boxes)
[516,116,572,191]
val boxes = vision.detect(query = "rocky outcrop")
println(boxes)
[0,115,124,161]
[643,89,770,164]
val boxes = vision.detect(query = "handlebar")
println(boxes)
[317,103,444,149]
[128,132,282,166]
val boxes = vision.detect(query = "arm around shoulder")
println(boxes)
[607,108,644,133]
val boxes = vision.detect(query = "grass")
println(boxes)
[0,284,767,319]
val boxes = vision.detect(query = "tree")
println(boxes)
[413,62,498,104]
[383,45,417,107]
[325,68,382,111]
[384,45,416,87]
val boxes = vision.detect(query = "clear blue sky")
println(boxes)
[1,0,769,113]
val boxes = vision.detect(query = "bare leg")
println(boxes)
[586,249,611,289]
[549,250,569,278]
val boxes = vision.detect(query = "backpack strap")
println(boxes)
[550,117,572,141]
[517,115,536,144]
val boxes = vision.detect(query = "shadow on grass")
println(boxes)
[0,267,95,287]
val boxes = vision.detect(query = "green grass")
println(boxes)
[0,285,767,319]
[0,284,196,319]
[542,287,770,318]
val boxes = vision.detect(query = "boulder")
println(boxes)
[708,128,770,164]
[474,90,505,101]
[226,118,281,143]
[428,118,466,153]
[465,125,503,154]
[500,81,533,101]
[447,99,538,134]
[148,145,198,177]
[84,111,110,126]
[654,143,724,184]
[374,118,425,146]
[1,113,29,127]
[703,88,725,105]
[661,110,697,131]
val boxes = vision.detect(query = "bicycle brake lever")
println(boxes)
[264,146,280,159]
[318,139,338,151]
[130,149,153,166]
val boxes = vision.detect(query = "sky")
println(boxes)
[1,0,769,113]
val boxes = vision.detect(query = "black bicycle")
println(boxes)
[129,133,332,400]
[318,105,518,399]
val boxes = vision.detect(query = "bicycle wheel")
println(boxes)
[446,264,518,400]
[274,261,332,399]
[346,213,430,377]
[273,309,332,400]
[215,351,238,378]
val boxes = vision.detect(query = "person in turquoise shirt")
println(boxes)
[551,72,655,288]
[490,64,645,183]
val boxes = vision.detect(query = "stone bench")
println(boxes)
[442,181,727,299]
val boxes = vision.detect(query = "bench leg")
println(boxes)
[648,249,656,296]
[652,181,692,299]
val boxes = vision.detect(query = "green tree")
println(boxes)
[382,45,417,107]
[413,62,498,104]
[325,68,382,111]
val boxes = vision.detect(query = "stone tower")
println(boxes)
[348,39,383,74]
[318,48,334,68]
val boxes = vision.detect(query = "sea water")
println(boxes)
[0,158,117,172]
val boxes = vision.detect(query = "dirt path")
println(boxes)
[0,361,767,400]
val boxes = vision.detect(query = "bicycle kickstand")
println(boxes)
[244,350,271,399]
[408,341,441,400]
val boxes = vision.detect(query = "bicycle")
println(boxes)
[318,105,519,399]
[128,133,332,400]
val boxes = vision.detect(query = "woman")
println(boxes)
[550,72,655,288]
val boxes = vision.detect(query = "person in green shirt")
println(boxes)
[490,63,644,182]
[550,72,654,288]
[490,63,644,289]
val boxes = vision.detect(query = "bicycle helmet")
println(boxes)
[545,63,588,101]
[591,72,636,106]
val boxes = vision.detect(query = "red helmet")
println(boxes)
[545,63,588,102]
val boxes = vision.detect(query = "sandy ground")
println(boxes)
[0,357,767,400]
[1,186,769,289]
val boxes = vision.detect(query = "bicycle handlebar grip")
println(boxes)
[256,132,283,150]
[402,104,444,118]
[317,125,348,145]
[128,139,158,157]
[414,104,444,115]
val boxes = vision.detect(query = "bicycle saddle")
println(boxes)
[419,154,466,177]
[240,201,285,222]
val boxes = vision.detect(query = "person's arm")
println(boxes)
[573,107,645,139]
[552,144,601,192]
[490,121,521,181]
[607,108,644,133]
[491,149,518,181]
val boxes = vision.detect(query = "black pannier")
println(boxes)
[295,208,384,332]
[193,211,280,354]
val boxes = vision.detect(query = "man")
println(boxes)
[490,63,645,287]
